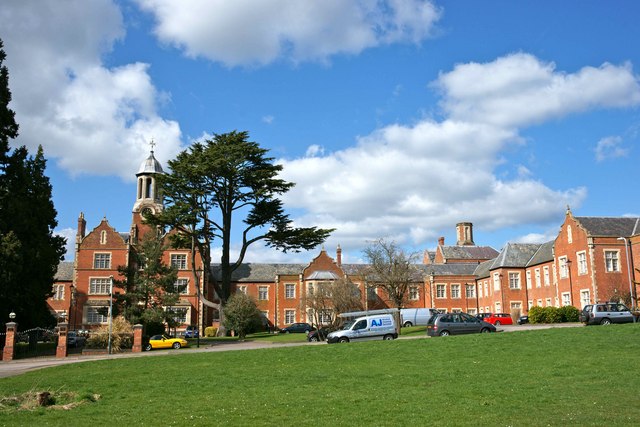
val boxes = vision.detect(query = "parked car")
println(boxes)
[517,315,529,325]
[279,323,315,334]
[327,314,397,343]
[476,313,491,322]
[184,325,199,338]
[426,312,496,337]
[400,308,438,327]
[307,327,333,342]
[481,313,513,326]
[67,331,87,347]
[580,303,635,325]
[144,334,189,351]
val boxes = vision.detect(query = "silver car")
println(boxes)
[426,312,496,337]
[580,303,635,325]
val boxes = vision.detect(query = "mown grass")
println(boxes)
[1,325,639,426]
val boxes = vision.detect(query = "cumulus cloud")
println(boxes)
[135,0,442,66]
[55,228,77,261]
[0,0,183,181]
[595,136,629,162]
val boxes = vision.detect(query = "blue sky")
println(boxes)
[1,1,639,264]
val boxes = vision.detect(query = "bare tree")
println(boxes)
[304,279,363,339]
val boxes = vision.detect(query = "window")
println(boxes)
[559,256,568,278]
[93,253,111,269]
[89,278,111,295]
[467,308,477,315]
[567,225,572,244]
[52,284,65,300]
[545,298,552,307]
[535,269,541,288]
[510,302,522,311]
[285,309,295,324]
[478,283,483,298]
[100,230,107,244]
[451,308,462,313]
[484,282,488,297]
[409,286,419,300]
[465,284,475,298]
[451,284,460,299]
[493,273,501,291]
[577,251,587,275]
[604,251,620,272]
[543,266,550,286]
[258,286,268,300]
[86,306,108,324]
[495,302,501,313]
[561,292,571,306]
[237,285,247,294]
[285,284,295,299]
[528,300,533,310]
[319,310,332,324]
[508,272,520,289]
[526,271,532,289]
[173,278,188,294]
[537,299,542,306]
[170,254,187,270]
[580,290,591,308]
[436,284,446,299]
[166,307,188,324]
[307,283,314,296]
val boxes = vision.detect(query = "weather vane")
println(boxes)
[149,138,156,153]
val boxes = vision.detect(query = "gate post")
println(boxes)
[56,323,68,358]
[132,324,143,353]
[2,322,17,362]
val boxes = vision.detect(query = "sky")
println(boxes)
[1,0,639,265]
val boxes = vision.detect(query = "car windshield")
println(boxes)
[341,321,355,330]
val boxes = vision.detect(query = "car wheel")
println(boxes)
[439,330,450,337]
[172,342,181,349]
[144,343,152,351]
[338,337,349,343]
[481,328,491,333]
[383,334,394,341]
[600,318,612,325]
[495,321,501,326]
[403,321,413,327]
[309,336,319,342]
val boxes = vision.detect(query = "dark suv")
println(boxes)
[580,303,635,325]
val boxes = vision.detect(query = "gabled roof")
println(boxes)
[527,241,554,267]
[491,243,542,269]
[440,245,499,261]
[575,216,640,237]
[55,261,74,281]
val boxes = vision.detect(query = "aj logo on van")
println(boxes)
[371,318,392,327]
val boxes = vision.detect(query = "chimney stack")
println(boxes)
[77,212,86,241]
[438,237,445,246]
[336,245,342,267]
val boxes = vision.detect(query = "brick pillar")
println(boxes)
[132,324,143,353]
[2,322,17,362]
[56,323,68,358]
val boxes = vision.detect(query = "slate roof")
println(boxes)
[211,263,303,282]
[491,243,542,269]
[473,259,494,279]
[55,261,74,281]
[527,241,554,267]
[575,216,640,237]
[440,245,499,261]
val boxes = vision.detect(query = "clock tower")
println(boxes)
[131,142,164,244]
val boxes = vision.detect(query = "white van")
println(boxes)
[327,314,397,343]
[400,308,438,327]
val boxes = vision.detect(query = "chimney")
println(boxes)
[77,212,86,241]
[336,245,342,267]
[438,237,445,246]
[456,222,474,246]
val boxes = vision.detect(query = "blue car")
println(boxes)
[184,326,199,338]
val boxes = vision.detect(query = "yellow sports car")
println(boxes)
[144,334,189,351]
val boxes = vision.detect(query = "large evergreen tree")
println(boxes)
[0,38,66,329]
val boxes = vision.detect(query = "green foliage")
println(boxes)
[0,40,65,329]
[528,306,544,323]
[85,317,133,352]
[204,327,218,337]
[529,306,574,323]
[222,292,263,339]
[559,305,580,322]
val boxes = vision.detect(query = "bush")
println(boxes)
[223,293,263,340]
[528,306,571,323]
[559,305,580,322]
[528,306,544,324]
[543,307,562,323]
[204,327,218,337]
[86,316,134,352]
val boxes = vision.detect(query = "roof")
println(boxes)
[527,241,554,267]
[306,271,340,280]
[474,259,494,279]
[491,243,542,269]
[137,151,164,175]
[440,245,499,261]
[416,263,480,276]
[211,263,303,282]
[575,216,640,237]
[55,261,74,281]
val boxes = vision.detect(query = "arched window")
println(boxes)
[100,230,107,244]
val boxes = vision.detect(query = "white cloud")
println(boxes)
[595,136,629,162]
[0,0,183,181]
[135,0,442,66]
[262,115,275,125]
[55,228,77,261]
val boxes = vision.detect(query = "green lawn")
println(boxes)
[1,325,639,426]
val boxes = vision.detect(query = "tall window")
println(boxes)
[170,254,187,270]
[451,284,460,299]
[535,269,541,288]
[52,284,65,300]
[604,251,620,272]
[561,292,571,306]
[173,278,188,294]
[546,298,552,307]
[567,225,572,243]
[89,278,111,295]
[166,307,188,324]
[258,286,268,300]
[465,284,475,298]
[285,284,295,299]
[284,309,295,324]
[100,230,107,244]
[436,284,446,299]
[508,272,520,289]
[493,273,501,291]
[86,307,108,324]
[577,251,587,275]
[580,290,591,308]
[543,266,550,286]
[478,284,483,298]
[559,256,568,278]
[526,271,532,289]
[409,286,419,300]
[93,253,111,269]
[495,302,501,313]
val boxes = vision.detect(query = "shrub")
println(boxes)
[204,327,218,337]
[543,307,562,323]
[528,306,544,324]
[86,316,134,352]
[223,293,263,340]
[559,305,580,322]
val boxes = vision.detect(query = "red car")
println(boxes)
[482,313,513,326]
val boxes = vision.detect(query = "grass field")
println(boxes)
[1,325,639,426]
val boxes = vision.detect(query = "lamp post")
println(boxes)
[108,275,114,355]
[617,237,635,310]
